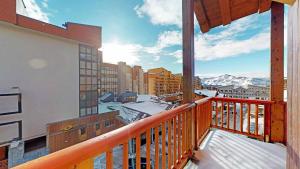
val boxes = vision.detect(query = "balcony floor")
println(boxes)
[185,129,286,169]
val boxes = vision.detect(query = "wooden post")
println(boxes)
[287,0,300,168]
[182,0,194,103]
[270,2,285,143]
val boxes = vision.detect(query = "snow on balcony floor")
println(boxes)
[185,129,286,169]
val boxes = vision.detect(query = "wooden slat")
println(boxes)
[247,104,251,134]
[227,102,230,129]
[182,112,186,154]
[173,117,177,165]
[221,101,224,128]
[233,103,237,131]
[240,103,243,132]
[215,102,218,126]
[146,129,151,169]
[155,127,159,169]
[218,0,231,25]
[255,104,259,135]
[259,0,272,13]
[123,142,128,169]
[177,114,181,159]
[162,122,166,169]
[106,150,113,169]
[76,158,94,169]
[194,0,210,33]
[136,135,141,169]
[167,120,172,168]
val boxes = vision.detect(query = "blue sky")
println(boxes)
[20,0,287,78]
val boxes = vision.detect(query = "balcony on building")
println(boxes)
[11,0,299,169]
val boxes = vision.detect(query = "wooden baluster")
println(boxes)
[182,112,186,155]
[240,103,243,132]
[215,101,218,127]
[264,104,271,142]
[162,122,166,169]
[146,129,151,169]
[227,102,230,129]
[255,104,259,135]
[106,150,113,169]
[168,120,172,168]
[247,103,251,134]
[136,135,141,169]
[221,101,224,128]
[177,114,181,160]
[155,126,159,169]
[173,117,177,165]
[233,103,237,131]
[123,142,128,169]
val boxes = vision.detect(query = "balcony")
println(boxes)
[12,97,286,169]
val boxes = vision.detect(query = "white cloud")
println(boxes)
[102,42,143,65]
[135,0,182,27]
[17,0,49,23]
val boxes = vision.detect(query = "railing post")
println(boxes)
[193,105,198,151]
[264,104,271,142]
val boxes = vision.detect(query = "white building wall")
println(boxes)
[0,22,79,142]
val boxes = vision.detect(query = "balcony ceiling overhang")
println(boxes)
[194,0,295,33]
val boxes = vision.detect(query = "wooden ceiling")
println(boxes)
[194,0,272,33]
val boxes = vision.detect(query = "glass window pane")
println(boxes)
[86,69,91,76]
[80,46,86,53]
[86,62,92,69]
[87,108,92,115]
[87,54,92,61]
[80,69,86,75]
[80,85,86,91]
[80,108,86,117]
[80,61,85,68]
[92,63,97,70]
[87,47,92,54]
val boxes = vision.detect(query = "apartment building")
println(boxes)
[147,68,182,96]
[0,0,101,163]
[132,66,145,94]
[144,73,149,95]
[217,85,269,100]
[99,63,118,97]
[118,62,133,93]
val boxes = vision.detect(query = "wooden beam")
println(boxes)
[194,0,210,33]
[218,0,232,25]
[272,0,296,5]
[182,0,194,103]
[270,2,285,143]
[259,0,272,13]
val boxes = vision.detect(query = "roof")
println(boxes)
[194,0,272,33]
[0,0,101,47]
[194,89,218,97]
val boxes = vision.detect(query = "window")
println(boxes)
[104,120,112,128]
[79,44,99,117]
[95,123,100,130]
[79,127,86,135]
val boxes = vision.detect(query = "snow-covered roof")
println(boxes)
[194,89,217,97]
[122,100,170,116]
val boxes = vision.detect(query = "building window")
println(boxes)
[95,123,100,130]
[104,120,112,128]
[79,44,99,117]
[79,127,86,135]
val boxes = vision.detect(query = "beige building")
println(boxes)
[99,63,118,97]
[118,62,133,93]
[0,0,101,159]
[146,68,182,96]
[132,66,145,94]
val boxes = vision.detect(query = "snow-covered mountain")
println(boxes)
[201,74,270,87]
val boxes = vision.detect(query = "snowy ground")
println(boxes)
[184,129,286,169]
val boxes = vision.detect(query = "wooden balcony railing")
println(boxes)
[12,97,276,169]
[210,97,273,141]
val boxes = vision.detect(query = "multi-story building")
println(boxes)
[0,0,101,165]
[146,68,182,96]
[99,63,118,97]
[118,62,133,93]
[132,66,145,94]
[144,73,149,95]
[194,76,202,90]
[217,85,269,100]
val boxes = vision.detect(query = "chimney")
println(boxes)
[0,0,17,24]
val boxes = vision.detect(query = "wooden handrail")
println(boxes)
[13,103,195,169]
